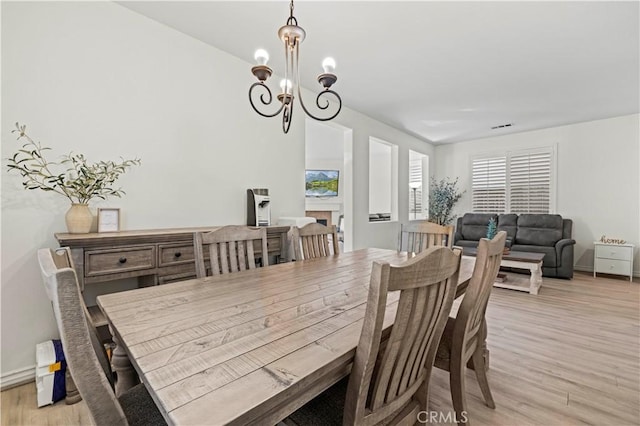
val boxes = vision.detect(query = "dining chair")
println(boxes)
[399,220,454,254]
[434,231,506,425]
[290,222,339,260]
[194,225,268,277]
[286,245,462,425]
[37,248,166,426]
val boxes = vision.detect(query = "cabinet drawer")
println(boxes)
[85,246,156,277]
[595,245,632,261]
[595,258,631,276]
[158,243,195,266]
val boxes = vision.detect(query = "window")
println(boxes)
[409,150,428,220]
[471,147,554,214]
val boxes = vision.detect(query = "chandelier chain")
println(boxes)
[287,0,297,26]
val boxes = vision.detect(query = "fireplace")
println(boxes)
[305,210,332,227]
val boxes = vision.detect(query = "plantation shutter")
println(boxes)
[509,150,552,213]
[409,158,422,215]
[472,156,506,213]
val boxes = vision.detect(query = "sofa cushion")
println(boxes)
[510,244,557,267]
[515,214,563,246]
[453,240,479,248]
[460,213,496,241]
[497,214,518,241]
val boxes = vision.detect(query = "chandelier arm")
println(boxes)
[298,89,343,122]
[294,42,342,122]
[249,83,287,118]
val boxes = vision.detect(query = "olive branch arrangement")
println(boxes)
[6,123,141,204]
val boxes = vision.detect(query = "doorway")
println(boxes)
[305,119,353,252]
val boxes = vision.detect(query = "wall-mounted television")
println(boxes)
[305,170,339,197]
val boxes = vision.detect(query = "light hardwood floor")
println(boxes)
[2,272,638,426]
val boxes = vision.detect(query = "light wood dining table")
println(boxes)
[97,248,475,425]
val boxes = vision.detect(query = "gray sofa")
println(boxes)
[454,213,576,279]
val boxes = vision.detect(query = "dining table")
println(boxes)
[97,247,476,425]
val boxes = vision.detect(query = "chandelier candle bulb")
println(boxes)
[254,49,270,65]
[280,79,293,93]
[322,57,336,73]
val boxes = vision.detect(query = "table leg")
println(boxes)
[65,369,82,404]
[110,329,138,397]
[529,262,542,295]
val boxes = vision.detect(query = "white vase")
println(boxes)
[65,204,93,234]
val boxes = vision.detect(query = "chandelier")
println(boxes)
[249,0,342,134]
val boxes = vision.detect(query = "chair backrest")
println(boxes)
[290,223,339,260]
[344,246,462,425]
[194,225,268,277]
[37,248,128,426]
[399,221,454,253]
[453,231,506,359]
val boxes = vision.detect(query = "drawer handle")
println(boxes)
[119,257,127,264]
[174,252,182,258]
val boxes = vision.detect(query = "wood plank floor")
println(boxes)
[2,272,638,426]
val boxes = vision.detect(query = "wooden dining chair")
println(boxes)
[286,245,462,425]
[434,231,506,425]
[398,220,454,254]
[194,225,268,277]
[37,248,166,426]
[290,222,339,260]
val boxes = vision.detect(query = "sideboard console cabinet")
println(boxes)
[55,226,290,290]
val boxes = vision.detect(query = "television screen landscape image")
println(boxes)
[305,170,339,197]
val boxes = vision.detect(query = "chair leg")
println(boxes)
[450,360,469,426]
[471,349,495,409]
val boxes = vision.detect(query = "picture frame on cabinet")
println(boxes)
[97,208,120,233]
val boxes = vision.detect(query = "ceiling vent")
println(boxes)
[491,123,513,130]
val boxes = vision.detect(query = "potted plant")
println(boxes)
[6,123,141,233]
[428,177,465,225]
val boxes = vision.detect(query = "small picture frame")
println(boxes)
[97,208,120,233]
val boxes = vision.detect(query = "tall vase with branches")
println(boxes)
[428,177,465,225]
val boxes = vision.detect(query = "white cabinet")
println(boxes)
[594,242,634,281]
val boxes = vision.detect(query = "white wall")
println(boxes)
[434,114,640,275]
[0,1,436,382]
[1,1,306,384]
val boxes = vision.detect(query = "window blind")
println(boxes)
[509,151,551,213]
[409,158,422,214]
[472,156,506,213]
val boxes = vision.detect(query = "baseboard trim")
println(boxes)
[1,365,35,391]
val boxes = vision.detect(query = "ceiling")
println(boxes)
[119,1,639,144]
